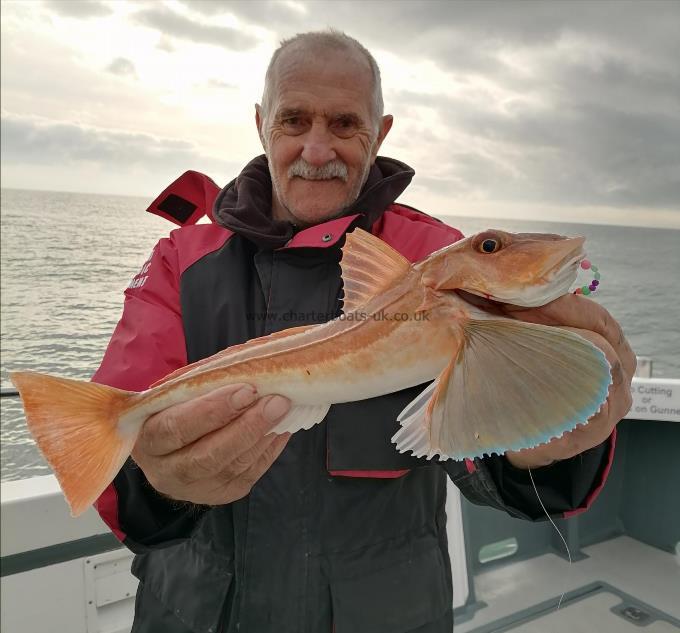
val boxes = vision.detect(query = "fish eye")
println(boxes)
[480,238,500,254]
[472,231,505,254]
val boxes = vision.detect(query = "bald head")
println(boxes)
[260,30,384,132]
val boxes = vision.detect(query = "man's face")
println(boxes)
[256,48,392,227]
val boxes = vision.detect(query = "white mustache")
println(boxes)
[288,158,349,182]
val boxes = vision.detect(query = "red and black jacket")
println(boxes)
[92,156,615,633]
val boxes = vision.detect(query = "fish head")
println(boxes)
[418,229,586,307]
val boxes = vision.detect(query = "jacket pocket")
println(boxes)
[329,543,449,633]
[326,387,431,476]
[131,537,233,633]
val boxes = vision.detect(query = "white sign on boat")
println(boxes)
[626,377,680,423]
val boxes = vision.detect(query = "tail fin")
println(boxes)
[10,371,139,516]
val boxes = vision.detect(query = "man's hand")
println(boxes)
[132,384,291,505]
[502,294,636,469]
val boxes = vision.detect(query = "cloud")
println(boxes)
[322,2,680,213]
[386,16,680,211]
[43,0,113,19]
[184,0,306,24]
[390,89,680,210]
[187,0,678,77]
[157,35,176,53]
[208,78,237,90]
[106,57,137,78]
[0,114,234,174]
[133,5,259,51]
[3,0,679,219]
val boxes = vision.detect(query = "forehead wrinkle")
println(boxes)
[275,105,365,123]
[276,107,307,117]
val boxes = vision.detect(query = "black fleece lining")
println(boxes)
[213,155,415,249]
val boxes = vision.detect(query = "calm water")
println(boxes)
[2,188,679,481]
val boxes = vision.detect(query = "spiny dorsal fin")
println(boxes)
[340,229,411,313]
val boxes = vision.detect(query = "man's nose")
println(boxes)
[301,121,336,166]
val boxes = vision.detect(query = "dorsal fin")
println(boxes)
[340,229,411,313]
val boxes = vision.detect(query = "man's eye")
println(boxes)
[331,117,358,137]
[280,117,308,135]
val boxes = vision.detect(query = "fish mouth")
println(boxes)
[544,236,586,287]
[511,235,585,307]
[550,236,586,271]
[518,235,586,307]
[456,290,508,315]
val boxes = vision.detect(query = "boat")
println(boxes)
[1,360,679,632]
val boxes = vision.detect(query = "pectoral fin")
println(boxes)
[392,319,612,460]
[270,403,331,434]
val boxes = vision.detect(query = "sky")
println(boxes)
[1,0,679,228]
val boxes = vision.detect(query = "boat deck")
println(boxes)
[457,535,680,632]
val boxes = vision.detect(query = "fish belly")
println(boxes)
[251,318,454,404]
[131,316,456,422]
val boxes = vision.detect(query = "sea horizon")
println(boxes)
[2,186,678,232]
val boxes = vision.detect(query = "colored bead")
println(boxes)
[577,259,602,294]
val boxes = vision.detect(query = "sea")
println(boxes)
[2,187,679,482]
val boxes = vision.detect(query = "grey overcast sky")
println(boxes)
[1,0,679,227]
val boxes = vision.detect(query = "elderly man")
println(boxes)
[93,31,634,633]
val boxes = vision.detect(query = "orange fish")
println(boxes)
[11,228,611,516]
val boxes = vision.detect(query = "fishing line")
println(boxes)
[528,467,572,610]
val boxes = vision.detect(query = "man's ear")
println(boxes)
[372,114,394,159]
[255,104,267,150]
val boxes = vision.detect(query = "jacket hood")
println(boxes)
[213,154,414,249]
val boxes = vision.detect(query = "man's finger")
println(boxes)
[218,431,291,485]
[225,433,291,500]
[559,326,619,374]
[190,433,291,506]
[168,394,290,480]
[560,325,630,414]
[504,294,636,377]
[216,431,284,481]
[504,294,608,333]
[505,324,629,468]
[138,383,257,456]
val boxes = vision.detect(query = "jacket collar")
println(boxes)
[213,154,414,249]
